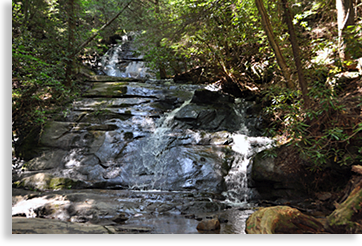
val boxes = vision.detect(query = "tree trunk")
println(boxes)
[254,0,294,89]
[281,0,310,108]
[154,0,167,79]
[336,0,355,61]
[65,0,75,87]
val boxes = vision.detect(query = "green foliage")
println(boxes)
[12,0,131,155]
[264,76,362,172]
[12,0,362,176]
[130,0,274,82]
[344,24,362,60]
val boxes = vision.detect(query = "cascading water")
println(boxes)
[223,134,274,206]
[132,99,193,190]
[221,99,274,207]
[100,35,153,78]
[125,88,274,203]
[101,44,123,77]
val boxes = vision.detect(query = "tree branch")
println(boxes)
[72,1,132,57]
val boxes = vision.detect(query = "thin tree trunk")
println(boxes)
[281,0,310,108]
[255,0,294,89]
[336,0,355,61]
[65,0,75,87]
[155,0,167,79]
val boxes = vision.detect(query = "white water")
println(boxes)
[222,134,274,207]
[125,61,149,78]
[133,99,193,190]
[101,45,124,77]
[100,39,273,205]
[100,35,153,78]
[220,99,274,207]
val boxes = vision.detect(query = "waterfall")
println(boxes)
[101,45,124,77]
[222,134,274,206]
[222,100,274,207]
[132,99,193,190]
[100,35,154,79]
[100,39,273,205]
[125,61,148,78]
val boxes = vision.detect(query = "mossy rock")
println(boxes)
[246,206,326,234]
[83,82,128,98]
[14,173,84,191]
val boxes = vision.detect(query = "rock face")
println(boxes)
[245,206,326,234]
[248,145,310,200]
[14,78,262,194]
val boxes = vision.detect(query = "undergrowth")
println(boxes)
[264,74,362,172]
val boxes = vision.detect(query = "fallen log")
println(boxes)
[327,179,362,233]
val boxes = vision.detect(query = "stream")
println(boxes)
[12,35,274,234]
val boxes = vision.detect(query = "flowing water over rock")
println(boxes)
[99,35,153,79]
[12,42,274,234]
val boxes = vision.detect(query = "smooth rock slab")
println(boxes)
[12,217,111,234]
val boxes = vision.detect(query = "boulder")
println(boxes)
[245,206,326,234]
[191,89,234,105]
[248,145,310,200]
[174,103,242,132]
[196,219,221,231]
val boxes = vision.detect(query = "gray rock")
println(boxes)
[12,218,111,234]
[15,80,261,193]
[191,89,234,105]
[26,150,67,171]
[248,146,309,200]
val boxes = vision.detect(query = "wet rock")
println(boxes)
[12,217,111,234]
[248,145,310,200]
[14,78,263,193]
[196,219,220,231]
[174,103,242,132]
[191,89,234,105]
[245,206,326,234]
[112,213,128,223]
[12,188,227,234]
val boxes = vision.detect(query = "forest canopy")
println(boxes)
[12,0,362,171]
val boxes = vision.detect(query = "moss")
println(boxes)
[106,84,127,96]
[327,183,362,233]
[48,177,74,190]
[14,173,82,191]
